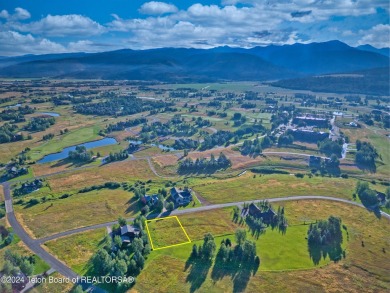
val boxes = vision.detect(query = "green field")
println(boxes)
[29,125,101,161]
[38,199,390,292]
[146,216,190,249]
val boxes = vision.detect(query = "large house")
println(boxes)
[170,187,192,205]
[120,225,141,244]
[247,203,276,225]
[291,128,329,143]
[141,194,159,206]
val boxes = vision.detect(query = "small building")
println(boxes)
[170,187,192,205]
[141,194,159,206]
[376,191,386,205]
[120,225,141,244]
[309,156,322,167]
[293,116,329,128]
[247,203,276,225]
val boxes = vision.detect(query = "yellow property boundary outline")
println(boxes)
[145,216,191,250]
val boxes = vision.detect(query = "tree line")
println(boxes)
[178,153,231,174]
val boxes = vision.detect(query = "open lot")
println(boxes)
[134,200,390,293]
[44,228,106,275]
[146,216,191,250]
[14,188,138,238]
[190,172,358,204]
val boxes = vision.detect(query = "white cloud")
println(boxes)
[14,7,31,20]
[14,14,105,37]
[358,24,390,48]
[0,10,9,19]
[139,2,178,15]
[0,7,31,21]
[0,31,66,56]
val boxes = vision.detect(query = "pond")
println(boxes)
[127,140,176,152]
[38,112,60,117]
[151,143,176,152]
[37,137,118,164]
[6,103,22,109]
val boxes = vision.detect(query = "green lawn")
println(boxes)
[146,216,190,249]
[29,125,101,161]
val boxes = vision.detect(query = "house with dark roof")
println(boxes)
[141,194,159,206]
[247,203,276,225]
[376,191,386,205]
[120,225,141,244]
[170,187,192,205]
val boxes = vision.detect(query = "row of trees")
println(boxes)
[355,140,378,171]
[355,181,379,208]
[0,105,35,122]
[307,216,343,246]
[68,146,94,162]
[104,150,129,163]
[173,138,199,150]
[105,117,147,133]
[319,138,342,157]
[190,230,260,272]
[178,153,231,174]
[74,96,170,116]
[1,250,36,291]
[0,123,27,144]
[24,117,55,132]
[240,136,272,157]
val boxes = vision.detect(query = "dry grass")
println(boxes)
[44,228,106,275]
[46,159,156,194]
[153,154,180,167]
[191,172,357,204]
[14,188,139,238]
[0,184,4,202]
[178,208,240,241]
[147,217,190,249]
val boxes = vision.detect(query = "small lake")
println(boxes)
[151,143,176,152]
[37,137,118,164]
[38,112,60,117]
[6,103,22,109]
[128,140,176,151]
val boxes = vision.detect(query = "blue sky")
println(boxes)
[0,0,389,56]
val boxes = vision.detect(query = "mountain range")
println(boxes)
[0,40,388,94]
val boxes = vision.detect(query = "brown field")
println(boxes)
[187,148,268,170]
[31,161,98,177]
[153,154,180,167]
[190,172,357,204]
[15,188,139,238]
[178,208,240,240]
[44,228,106,275]
[45,159,156,194]
[0,184,4,202]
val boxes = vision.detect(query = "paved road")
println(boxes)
[262,151,328,159]
[2,182,105,292]
[2,182,79,279]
